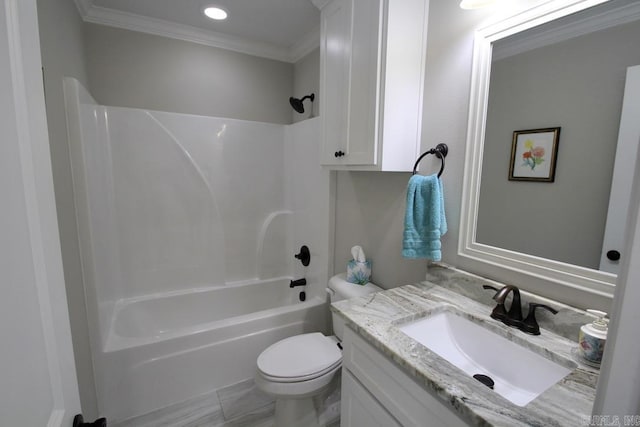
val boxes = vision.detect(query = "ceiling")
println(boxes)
[74,0,321,63]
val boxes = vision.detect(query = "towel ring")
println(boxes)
[412,143,448,177]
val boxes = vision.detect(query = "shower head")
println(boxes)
[289,93,315,114]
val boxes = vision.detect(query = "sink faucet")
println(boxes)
[483,284,558,334]
[484,285,523,327]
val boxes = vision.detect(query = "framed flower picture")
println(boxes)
[508,127,561,182]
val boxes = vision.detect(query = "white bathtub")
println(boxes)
[95,278,328,423]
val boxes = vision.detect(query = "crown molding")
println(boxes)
[74,3,319,63]
[493,0,640,60]
[289,25,320,62]
[83,6,290,62]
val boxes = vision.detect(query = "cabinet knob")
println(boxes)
[334,150,345,157]
[606,250,621,261]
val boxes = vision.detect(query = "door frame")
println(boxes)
[599,65,640,274]
[2,0,81,425]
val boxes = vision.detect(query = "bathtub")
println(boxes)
[95,277,328,423]
[64,79,331,423]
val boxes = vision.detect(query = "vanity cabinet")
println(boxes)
[341,371,402,427]
[341,326,467,427]
[318,0,429,171]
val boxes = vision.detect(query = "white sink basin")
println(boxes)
[399,310,573,406]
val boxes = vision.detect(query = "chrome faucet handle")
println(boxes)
[522,303,558,335]
[483,285,507,321]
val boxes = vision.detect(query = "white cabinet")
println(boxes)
[319,0,429,171]
[341,327,468,427]
[341,371,402,427]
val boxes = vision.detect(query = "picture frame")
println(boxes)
[508,127,561,182]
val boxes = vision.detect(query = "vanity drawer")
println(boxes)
[342,326,466,427]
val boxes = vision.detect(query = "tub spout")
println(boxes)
[289,278,307,288]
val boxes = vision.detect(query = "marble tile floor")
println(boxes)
[112,377,341,427]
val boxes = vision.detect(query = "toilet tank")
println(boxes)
[327,273,382,340]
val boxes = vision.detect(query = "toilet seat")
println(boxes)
[259,359,341,383]
[257,333,342,383]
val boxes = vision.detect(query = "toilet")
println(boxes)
[255,273,382,427]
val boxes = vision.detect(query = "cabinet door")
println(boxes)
[321,0,382,166]
[343,327,468,427]
[343,0,382,165]
[320,0,351,164]
[341,370,402,427]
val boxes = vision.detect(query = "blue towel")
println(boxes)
[402,174,447,260]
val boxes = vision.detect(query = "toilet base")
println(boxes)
[275,397,319,427]
[270,374,341,427]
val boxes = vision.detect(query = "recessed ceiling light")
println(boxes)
[204,6,228,20]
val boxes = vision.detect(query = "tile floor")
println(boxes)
[112,377,341,427]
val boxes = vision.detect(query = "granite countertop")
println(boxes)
[331,274,599,427]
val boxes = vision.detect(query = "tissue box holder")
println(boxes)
[347,259,371,285]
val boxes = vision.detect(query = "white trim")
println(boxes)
[458,0,617,302]
[77,4,319,63]
[493,0,640,60]
[47,410,65,427]
[6,0,68,415]
[4,0,81,424]
[72,0,92,17]
[593,131,640,417]
[311,0,333,10]
[290,25,320,63]
[598,66,640,273]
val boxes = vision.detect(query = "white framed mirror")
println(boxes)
[459,0,640,300]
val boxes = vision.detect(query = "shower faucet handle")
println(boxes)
[290,278,307,288]
[294,245,310,266]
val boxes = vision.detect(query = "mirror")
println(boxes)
[459,0,640,299]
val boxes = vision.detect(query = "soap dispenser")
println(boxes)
[578,309,608,366]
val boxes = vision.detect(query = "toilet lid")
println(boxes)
[257,333,342,380]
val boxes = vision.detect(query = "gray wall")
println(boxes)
[477,22,640,270]
[333,172,429,288]
[292,47,320,123]
[36,0,97,419]
[84,23,294,124]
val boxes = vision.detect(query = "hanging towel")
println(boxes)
[402,174,447,260]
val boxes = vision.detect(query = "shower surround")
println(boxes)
[64,79,330,423]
